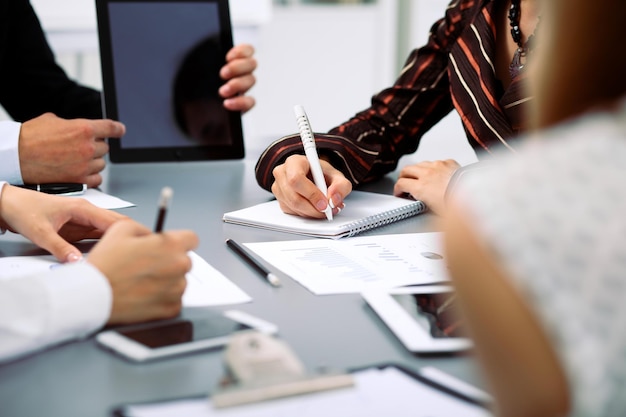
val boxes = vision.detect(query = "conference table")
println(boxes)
[0,153,484,417]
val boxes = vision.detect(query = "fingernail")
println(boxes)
[315,199,328,212]
[331,194,343,209]
[219,85,230,96]
[66,253,83,263]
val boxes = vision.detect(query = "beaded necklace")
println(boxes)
[508,0,538,79]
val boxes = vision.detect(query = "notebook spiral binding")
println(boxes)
[346,201,427,237]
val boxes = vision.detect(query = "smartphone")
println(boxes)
[96,310,278,362]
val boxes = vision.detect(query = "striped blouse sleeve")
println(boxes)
[255,0,472,191]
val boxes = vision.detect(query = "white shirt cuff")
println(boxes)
[41,262,113,341]
[0,261,112,363]
[0,121,24,184]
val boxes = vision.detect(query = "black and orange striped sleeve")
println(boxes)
[255,0,483,191]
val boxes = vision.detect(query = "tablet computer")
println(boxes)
[96,0,244,162]
[362,285,472,353]
[96,310,278,362]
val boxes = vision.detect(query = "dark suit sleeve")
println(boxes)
[0,0,102,121]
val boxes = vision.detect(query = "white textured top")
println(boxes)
[455,100,626,417]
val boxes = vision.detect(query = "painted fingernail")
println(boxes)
[66,252,83,263]
[331,194,343,209]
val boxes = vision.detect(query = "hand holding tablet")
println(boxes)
[96,0,244,162]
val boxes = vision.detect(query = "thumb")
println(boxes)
[38,234,83,263]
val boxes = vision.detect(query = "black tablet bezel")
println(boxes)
[96,0,245,163]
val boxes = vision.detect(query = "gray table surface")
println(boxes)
[0,158,484,417]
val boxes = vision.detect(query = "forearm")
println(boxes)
[0,0,102,121]
[254,132,381,191]
[256,31,459,191]
[0,262,111,363]
[255,88,453,192]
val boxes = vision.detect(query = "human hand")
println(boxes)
[271,154,352,219]
[87,220,199,325]
[394,159,460,215]
[219,43,257,112]
[0,185,127,262]
[19,113,126,188]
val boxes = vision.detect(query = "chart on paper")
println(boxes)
[244,232,450,295]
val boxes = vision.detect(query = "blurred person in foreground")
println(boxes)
[443,0,626,415]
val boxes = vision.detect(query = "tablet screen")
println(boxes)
[391,292,466,339]
[118,317,253,349]
[96,0,244,162]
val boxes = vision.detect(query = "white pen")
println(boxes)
[294,105,333,221]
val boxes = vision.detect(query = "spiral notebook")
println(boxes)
[222,191,427,239]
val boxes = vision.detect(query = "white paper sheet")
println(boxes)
[184,252,251,306]
[243,233,449,295]
[69,188,135,209]
[120,367,492,417]
[0,251,251,306]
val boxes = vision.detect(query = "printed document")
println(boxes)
[243,232,449,295]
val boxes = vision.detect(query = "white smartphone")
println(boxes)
[96,310,278,362]
[362,285,472,354]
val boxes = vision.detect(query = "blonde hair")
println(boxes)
[531,0,626,129]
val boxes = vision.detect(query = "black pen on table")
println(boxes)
[154,186,173,232]
[18,183,86,196]
[226,239,281,287]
